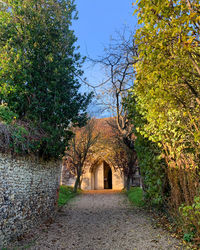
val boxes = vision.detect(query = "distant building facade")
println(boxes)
[61,157,124,190]
[61,118,140,190]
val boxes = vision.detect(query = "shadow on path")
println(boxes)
[14,193,186,250]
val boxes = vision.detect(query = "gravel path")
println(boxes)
[21,192,186,249]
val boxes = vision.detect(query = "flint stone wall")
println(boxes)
[0,153,61,247]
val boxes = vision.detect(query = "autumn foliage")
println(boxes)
[126,0,200,241]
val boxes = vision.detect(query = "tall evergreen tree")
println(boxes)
[0,0,92,158]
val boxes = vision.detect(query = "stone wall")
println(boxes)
[0,153,61,247]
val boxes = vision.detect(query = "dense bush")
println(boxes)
[126,97,169,207]
[0,122,44,155]
[135,135,167,207]
[0,104,45,154]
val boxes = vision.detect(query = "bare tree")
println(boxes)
[64,119,99,193]
[91,28,138,189]
[105,118,138,190]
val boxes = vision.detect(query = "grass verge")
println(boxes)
[58,185,78,207]
[127,187,145,207]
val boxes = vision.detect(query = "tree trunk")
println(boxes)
[73,167,82,193]
[126,175,131,191]
[78,178,82,189]
[73,174,80,193]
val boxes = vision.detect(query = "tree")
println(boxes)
[104,118,138,190]
[0,0,92,158]
[64,119,99,193]
[92,29,138,189]
[126,0,200,209]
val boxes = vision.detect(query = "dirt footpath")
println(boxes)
[22,192,186,249]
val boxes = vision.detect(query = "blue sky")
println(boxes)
[73,0,137,59]
[72,0,138,117]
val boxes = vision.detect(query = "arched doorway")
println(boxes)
[104,162,112,189]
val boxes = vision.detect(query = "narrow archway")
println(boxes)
[104,162,112,189]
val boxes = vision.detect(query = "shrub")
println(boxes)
[58,185,77,207]
[0,104,18,124]
[179,196,200,240]
[0,120,44,155]
[134,134,167,207]
[183,232,195,243]
[127,187,145,207]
